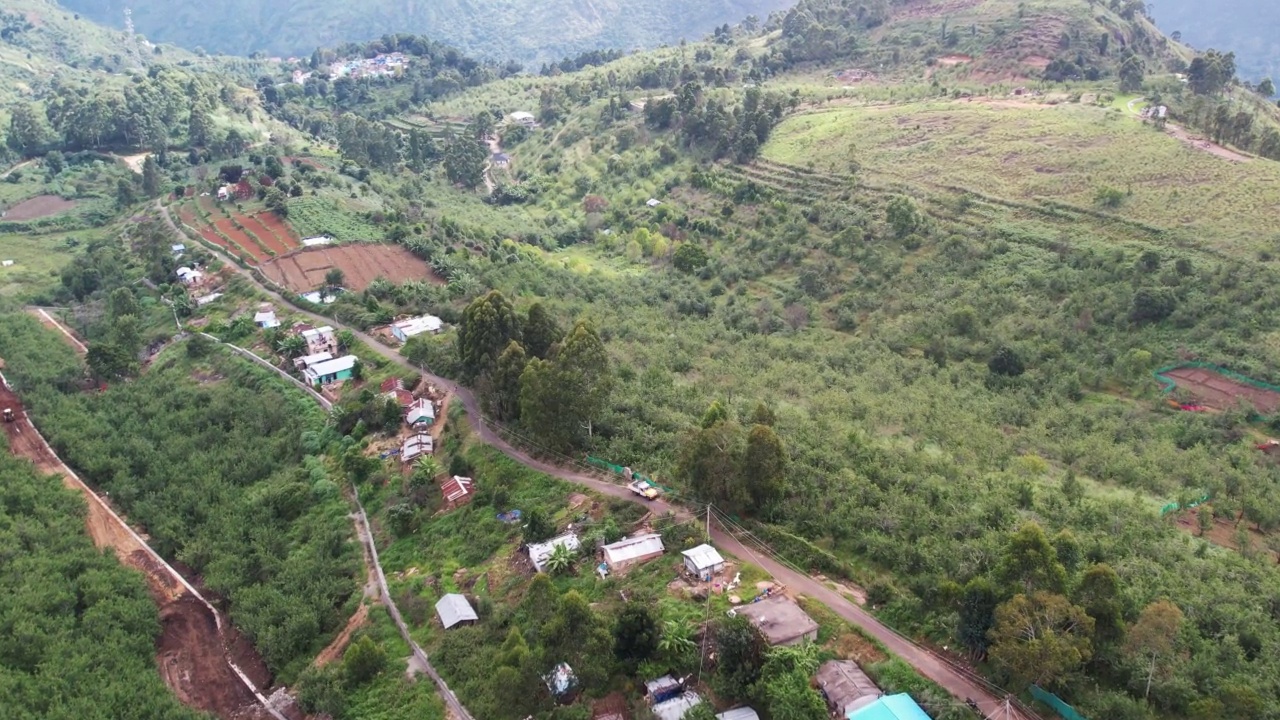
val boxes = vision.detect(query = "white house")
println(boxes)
[253,310,280,329]
[601,533,665,570]
[435,593,478,629]
[511,111,537,127]
[401,433,434,463]
[301,326,336,355]
[301,235,334,246]
[681,544,725,578]
[171,243,186,256]
[302,355,357,385]
[176,266,204,285]
[646,198,662,208]
[391,315,443,343]
[406,397,436,427]
[528,533,581,573]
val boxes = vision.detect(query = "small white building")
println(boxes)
[646,198,662,208]
[401,433,434,463]
[601,533,665,570]
[301,325,337,355]
[435,593,478,629]
[511,111,537,127]
[406,397,436,427]
[253,310,280,329]
[652,692,703,720]
[391,315,443,343]
[294,351,334,370]
[716,709,760,720]
[195,292,223,306]
[171,243,187,256]
[301,290,337,305]
[301,235,334,246]
[176,266,204,285]
[681,544,725,578]
[528,533,581,573]
[302,355,357,385]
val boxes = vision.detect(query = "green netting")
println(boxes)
[585,456,676,495]
[1030,686,1088,720]
[1153,361,1280,397]
[1160,494,1211,516]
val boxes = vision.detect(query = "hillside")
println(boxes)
[1152,0,1279,83]
[55,0,790,64]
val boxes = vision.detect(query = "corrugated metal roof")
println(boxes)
[652,693,702,720]
[441,476,473,502]
[716,708,760,720]
[304,355,357,377]
[528,533,580,572]
[847,694,932,720]
[602,533,664,565]
[402,434,433,462]
[817,660,881,714]
[733,595,819,646]
[681,543,724,570]
[435,593,477,629]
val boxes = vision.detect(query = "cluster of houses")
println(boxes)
[285,323,360,386]
[329,52,410,79]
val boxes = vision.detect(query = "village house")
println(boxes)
[171,243,186,256]
[601,533,664,571]
[302,355,357,385]
[815,660,882,717]
[681,543,725,579]
[441,475,474,505]
[528,533,581,573]
[401,434,434,464]
[732,595,819,647]
[176,266,203,285]
[652,692,703,720]
[644,675,683,704]
[253,310,280,329]
[510,110,537,128]
[391,315,444,343]
[435,593,478,629]
[716,709,760,720]
[294,351,333,370]
[847,694,932,720]
[406,397,436,428]
[301,325,336,355]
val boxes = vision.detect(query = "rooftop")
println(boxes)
[716,709,760,720]
[295,352,333,368]
[402,434,433,461]
[393,315,443,338]
[435,593,478,629]
[441,475,473,503]
[732,595,819,646]
[528,533,581,572]
[602,533,664,565]
[303,355,357,377]
[681,543,724,570]
[816,660,881,715]
[847,694,931,720]
[652,692,702,720]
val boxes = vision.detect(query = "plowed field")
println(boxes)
[260,245,444,292]
[214,219,270,262]
[240,215,291,254]
[1164,367,1280,414]
[254,212,301,247]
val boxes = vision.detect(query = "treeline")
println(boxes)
[644,84,792,162]
[0,451,207,720]
[0,313,358,682]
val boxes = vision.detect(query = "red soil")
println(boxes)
[254,212,302,247]
[214,218,270,262]
[260,245,444,293]
[1164,367,1280,414]
[239,214,291,255]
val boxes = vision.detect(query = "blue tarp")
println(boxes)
[847,694,931,720]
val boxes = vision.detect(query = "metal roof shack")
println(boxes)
[732,595,819,646]
[602,533,664,570]
[544,662,577,698]
[302,355,357,385]
[391,315,443,343]
[406,397,436,426]
[435,593,477,629]
[253,310,280,328]
[401,434,434,463]
[681,543,725,577]
[441,475,473,504]
[644,675,683,704]
[816,660,882,716]
[528,533,581,573]
[294,351,333,369]
[651,692,703,720]
[716,709,760,720]
[847,694,932,720]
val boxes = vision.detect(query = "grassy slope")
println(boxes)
[57,0,789,63]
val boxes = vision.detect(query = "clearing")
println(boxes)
[1158,365,1280,414]
[762,101,1280,254]
[3,194,77,221]
[1173,504,1280,563]
[260,244,444,293]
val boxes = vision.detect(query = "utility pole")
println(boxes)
[705,504,711,542]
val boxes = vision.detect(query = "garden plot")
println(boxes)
[260,244,444,292]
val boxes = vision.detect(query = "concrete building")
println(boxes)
[391,315,443,343]
[681,544,725,578]
[528,533,580,573]
[435,593,478,629]
[253,310,280,329]
[733,595,819,647]
[816,660,882,716]
[601,533,665,570]
[511,111,537,127]
[302,355,356,385]
[294,351,333,370]
[300,326,336,355]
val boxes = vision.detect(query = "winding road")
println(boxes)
[157,201,1036,720]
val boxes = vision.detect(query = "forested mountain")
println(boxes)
[56,0,790,64]
[1151,0,1279,83]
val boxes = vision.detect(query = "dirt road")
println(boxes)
[158,202,1034,719]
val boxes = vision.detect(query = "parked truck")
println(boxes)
[627,479,661,500]
[3,408,13,423]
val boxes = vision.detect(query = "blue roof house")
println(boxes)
[847,694,932,720]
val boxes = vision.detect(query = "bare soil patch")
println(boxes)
[1173,505,1279,563]
[260,244,444,293]
[239,214,291,255]
[215,219,271,262]
[314,604,370,667]
[936,54,972,66]
[1163,367,1280,414]
[3,195,77,221]
[255,212,301,247]
[1165,123,1253,163]
[893,0,982,20]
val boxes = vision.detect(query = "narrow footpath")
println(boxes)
[158,202,1036,720]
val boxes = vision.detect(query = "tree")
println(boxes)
[6,102,49,156]
[762,669,828,720]
[1187,50,1237,95]
[1129,287,1177,324]
[1077,564,1125,643]
[673,242,709,273]
[1061,471,1084,506]
[886,196,923,238]
[86,341,136,380]
[612,603,660,666]
[342,635,387,685]
[959,577,1000,656]
[459,290,520,380]
[541,590,613,690]
[116,178,137,209]
[749,401,777,427]
[742,424,786,514]
[678,419,748,510]
[1197,504,1214,536]
[523,507,554,543]
[522,303,561,359]
[324,268,345,290]
[1124,600,1183,698]
[543,542,577,575]
[1119,52,1145,93]
[988,592,1094,688]
[1260,79,1276,98]
[658,618,697,664]
[998,522,1067,595]
[443,132,487,188]
[988,346,1026,377]
[140,155,163,197]
[713,615,768,700]
[264,186,288,218]
[187,104,213,147]
[490,340,527,421]
[520,320,612,451]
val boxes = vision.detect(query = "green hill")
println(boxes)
[55,0,791,64]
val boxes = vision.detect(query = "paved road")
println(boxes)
[159,202,1032,720]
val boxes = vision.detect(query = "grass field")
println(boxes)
[0,231,83,296]
[762,100,1280,255]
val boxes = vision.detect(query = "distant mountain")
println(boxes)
[55,0,792,64]
[1152,0,1280,82]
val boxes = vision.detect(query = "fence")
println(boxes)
[584,455,677,495]
[1029,685,1087,720]
[1152,361,1280,397]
